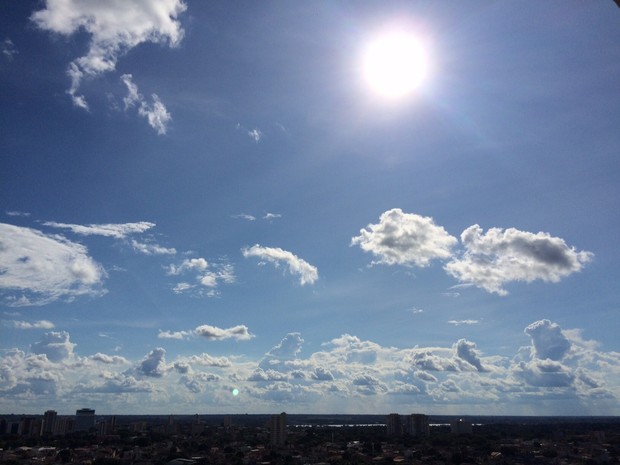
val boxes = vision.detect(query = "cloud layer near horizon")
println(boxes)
[1,319,618,415]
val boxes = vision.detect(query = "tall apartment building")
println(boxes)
[75,408,96,432]
[41,410,57,436]
[386,413,429,437]
[269,412,287,446]
[405,414,429,437]
[386,413,403,437]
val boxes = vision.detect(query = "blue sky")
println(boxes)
[1,0,620,416]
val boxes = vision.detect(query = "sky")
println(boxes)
[1,1,619,416]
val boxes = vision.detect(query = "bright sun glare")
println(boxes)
[363,31,427,99]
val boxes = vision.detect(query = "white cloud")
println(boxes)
[183,353,232,368]
[6,211,30,217]
[31,0,186,108]
[248,128,262,142]
[43,221,155,238]
[131,239,176,255]
[10,320,55,330]
[232,213,256,221]
[194,324,254,341]
[121,75,172,135]
[167,258,209,275]
[263,213,282,220]
[351,208,457,267]
[445,225,593,296]
[30,331,76,362]
[1,320,620,415]
[90,353,129,365]
[158,330,192,340]
[454,339,487,372]
[524,319,572,361]
[137,347,169,378]
[0,223,106,306]
[267,333,304,359]
[167,258,235,296]
[448,319,479,326]
[242,244,318,285]
[2,38,17,61]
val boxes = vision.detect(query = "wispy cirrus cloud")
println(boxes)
[232,213,256,221]
[242,245,318,285]
[9,320,55,330]
[5,211,30,217]
[31,0,186,110]
[43,221,155,238]
[448,319,479,326]
[0,223,106,307]
[130,239,176,255]
[1,38,17,61]
[121,74,172,135]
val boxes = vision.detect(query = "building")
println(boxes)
[41,410,57,436]
[404,414,429,437]
[387,413,429,437]
[75,408,96,432]
[386,413,403,437]
[450,418,473,435]
[269,412,287,446]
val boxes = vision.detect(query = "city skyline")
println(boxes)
[1,1,620,415]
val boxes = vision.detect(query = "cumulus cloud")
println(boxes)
[525,319,572,361]
[43,221,155,238]
[242,245,318,285]
[183,353,231,368]
[263,213,282,220]
[75,372,154,393]
[181,372,221,393]
[31,0,186,109]
[31,331,76,362]
[167,258,235,297]
[158,330,192,340]
[311,367,335,381]
[0,320,619,414]
[445,225,593,296]
[351,208,457,267]
[121,74,172,135]
[157,324,252,342]
[514,359,575,388]
[267,333,304,359]
[194,324,254,341]
[167,258,208,275]
[90,353,129,365]
[0,223,106,306]
[454,339,487,372]
[137,348,169,378]
[10,320,55,330]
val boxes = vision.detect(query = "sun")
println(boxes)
[363,30,428,99]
